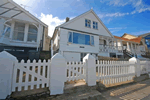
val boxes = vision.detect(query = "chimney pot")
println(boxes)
[66,17,70,22]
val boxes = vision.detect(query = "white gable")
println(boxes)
[13,13,37,23]
[61,10,113,37]
[0,0,47,26]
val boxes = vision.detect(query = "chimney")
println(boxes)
[66,17,70,22]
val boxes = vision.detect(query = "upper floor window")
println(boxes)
[28,25,37,42]
[93,21,98,29]
[13,22,25,41]
[68,32,94,46]
[85,19,91,28]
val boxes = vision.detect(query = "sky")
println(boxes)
[13,0,150,37]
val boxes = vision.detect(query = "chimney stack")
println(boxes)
[66,17,70,22]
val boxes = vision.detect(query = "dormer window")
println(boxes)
[93,21,98,29]
[85,19,91,28]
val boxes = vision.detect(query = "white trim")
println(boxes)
[24,23,29,42]
[8,0,48,27]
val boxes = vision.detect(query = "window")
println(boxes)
[93,21,98,29]
[28,25,37,42]
[73,32,90,45]
[91,36,94,46]
[85,19,91,28]
[3,22,11,38]
[68,32,72,43]
[13,22,25,41]
[68,32,94,46]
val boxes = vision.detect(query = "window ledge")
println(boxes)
[10,40,37,44]
[67,42,95,47]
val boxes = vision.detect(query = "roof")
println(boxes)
[0,0,48,27]
[139,32,150,37]
[114,36,142,44]
[121,33,137,38]
[52,9,114,39]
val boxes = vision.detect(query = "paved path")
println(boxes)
[102,79,150,100]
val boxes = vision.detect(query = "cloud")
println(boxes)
[100,0,150,14]
[131,30,150,35]
[108,27,127,33]
[39,13,66,37]
[99,12,129,18]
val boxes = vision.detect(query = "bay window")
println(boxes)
[27,25,37,42]
[68,32,94,46]
[13,22,25,41]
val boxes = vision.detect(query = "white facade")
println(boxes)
[0,0,48,51]
[52,10,124,61]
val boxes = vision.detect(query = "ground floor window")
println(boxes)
[110,53,116,58]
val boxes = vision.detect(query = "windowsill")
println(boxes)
[85,26,91,29]
[93,28,98,30]
[67,42,95,47]
[10,40,37,44]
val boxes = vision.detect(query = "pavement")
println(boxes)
[101,79,150,100]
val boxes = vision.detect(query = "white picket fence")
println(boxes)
[96,61,135,85]
[1,51,150,99]
[11,59,150,92]
[12,59,50,92]
[66,61,86,82]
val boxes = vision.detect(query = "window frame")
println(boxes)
[68,31,94,46]
[3,22,11,38]
[93,21,98,30]
[13,22,25,41]
[85,19,91,28]
[27,24,38,42]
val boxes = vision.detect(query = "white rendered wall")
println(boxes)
[53,32,59,50]
[63,52,81,61]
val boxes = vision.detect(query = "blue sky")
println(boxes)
[13,0,150,37]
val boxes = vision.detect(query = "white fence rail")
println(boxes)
[96,61,135,85]
[12,59,50,92]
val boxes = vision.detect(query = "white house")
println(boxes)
[0,0,50,52]
[51,9,126,61]
[0,0,51,60]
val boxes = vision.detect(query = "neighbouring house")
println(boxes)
[139,32,150,52]
[51,9,124,61]
[114,35,146,59]
[51,9,147,61]
[0,0,50,60]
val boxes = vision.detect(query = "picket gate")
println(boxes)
[12,59,50,92]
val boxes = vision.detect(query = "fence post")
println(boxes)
[129,57,140,77]
[49,53,66,95]
[0,51,17,99]
[83,53,96,86]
